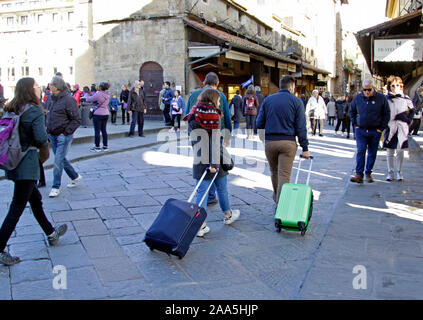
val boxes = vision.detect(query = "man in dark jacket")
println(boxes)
[128,80,147,137]
[45,76,82,198]
[256,76,310,204]
[162,81,174,126]
[349,79,390,183]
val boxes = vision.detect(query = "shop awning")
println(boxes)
[183,17,297,65]
[355,9,423,76]
[183,17,331,77]
[301,61,331,76]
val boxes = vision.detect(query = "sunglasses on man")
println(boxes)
[362,88,373,92]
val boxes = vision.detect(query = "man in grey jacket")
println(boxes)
[45,76,82,198]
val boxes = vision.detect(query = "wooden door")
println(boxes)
[140,61,163,117]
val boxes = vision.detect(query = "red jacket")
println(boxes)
[73,90,82,107]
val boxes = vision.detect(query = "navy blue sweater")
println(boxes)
[256,89,309,151]
[349,91,390,131]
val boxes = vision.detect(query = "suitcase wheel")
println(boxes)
[298,222,306,236]
[275,219,282,233]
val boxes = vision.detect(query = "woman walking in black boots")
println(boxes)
[0,78,67,266]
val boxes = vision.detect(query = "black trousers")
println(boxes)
[335,118,345,132]
[110,110,117,123]
[129,111,144,136]
[163,104,172,124]
[335,118,351,136]
[0,180,54,252]
[39,161,45,185]
[122,108,130,124]
[171,114,181,129]
[409,118,421,135]
[93,115,109,147]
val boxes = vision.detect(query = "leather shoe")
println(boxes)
[365,174,374,183]
[207,198,218,206]
[350,174,363,184]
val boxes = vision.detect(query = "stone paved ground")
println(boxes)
[0,125,422,300]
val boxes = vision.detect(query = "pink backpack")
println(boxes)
[0,104,36,170]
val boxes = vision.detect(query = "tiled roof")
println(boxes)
[183,17,297,64]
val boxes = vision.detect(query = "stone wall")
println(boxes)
[187,0,272,48]
[94,17,186,97]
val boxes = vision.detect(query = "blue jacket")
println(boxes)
[162,88,175,106]
[256,89,309,151]
[108,97,119,111]
[349,91,390,131]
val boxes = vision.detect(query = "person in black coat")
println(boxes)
[229,90,243,135]
[335,96,346,135]
[120,85,130,124]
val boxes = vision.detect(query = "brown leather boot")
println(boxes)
[350,174,364,184]
[365,174,374,183]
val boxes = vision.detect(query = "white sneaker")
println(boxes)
[386,171,394,181]
[49,188,60,198]
[395,171,403,181]
[67,174,82,188]
[224,209,240,225]
[196,225,210,237]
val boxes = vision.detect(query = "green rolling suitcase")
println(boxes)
[274,156,314,236]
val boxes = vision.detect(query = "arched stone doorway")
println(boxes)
[140,61,163,118]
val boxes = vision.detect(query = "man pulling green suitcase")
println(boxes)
[274,155,314,236]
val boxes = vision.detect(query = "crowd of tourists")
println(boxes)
[0,68,421,265]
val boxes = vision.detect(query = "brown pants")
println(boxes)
[265,140,297,203]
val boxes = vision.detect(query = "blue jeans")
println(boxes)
[49,134,79,189]
[233,121,240,130]
[355,128,381,176]
[196,175,230,213]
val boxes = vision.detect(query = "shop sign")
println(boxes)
[374,39,423,62]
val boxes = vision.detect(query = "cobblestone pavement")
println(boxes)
[0,126,422,300]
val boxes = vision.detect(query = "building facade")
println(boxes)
[356,0,423,95]
[0,0,96,98]
[1,0,348,116]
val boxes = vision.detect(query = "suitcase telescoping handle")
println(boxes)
[187,167,219,204]
[294,155,314,185]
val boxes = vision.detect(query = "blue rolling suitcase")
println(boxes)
[144,169,218,259]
